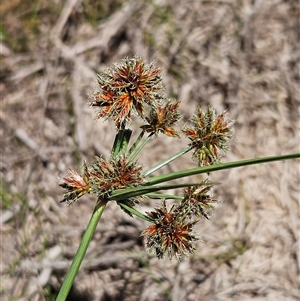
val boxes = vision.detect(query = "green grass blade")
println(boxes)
[145,192,183,200]
[147,153,300,185]
[110,182,206,201]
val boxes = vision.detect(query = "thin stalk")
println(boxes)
[117,201,154,222]
[55,198,107,301]
[145,146,193,176]
[127,130,145,156]
[147,153,300,185]
[128,133,154,162]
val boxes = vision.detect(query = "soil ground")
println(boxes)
[1,0,299,300]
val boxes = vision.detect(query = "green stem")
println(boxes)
[145,146,192,176]
[129,133,154,162]
[128,130,145,157]
[117,201,154,222]
[55,198,107,301]
[147,153,300,185]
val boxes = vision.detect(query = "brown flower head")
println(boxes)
[141,100,182,137]
[90,155,146,214]
[182,181,219,219]
[60,162,90,206]
[182,107,234,166]
[91,56,163,129]
[141,200,201,260]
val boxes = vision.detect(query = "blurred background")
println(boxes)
[1,0,299,300]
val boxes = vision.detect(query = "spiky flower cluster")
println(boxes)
[60,155,145,207]
[141,200,200,260]
[141,100,181,137]
[60,162,90,205]
[91,56,165,129]
[60,56,234,261]
[182,181,219,220]
[182,107,234,166]
[142,181,217,260]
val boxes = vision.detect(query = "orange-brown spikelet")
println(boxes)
[90,155,144,195]
[181,181,219,219]
[60,162,90,206]
[182,107,234,166]
[141,100,181,137]
[142,200,201,260]
[89,155,146,215]
[91,56,163,129]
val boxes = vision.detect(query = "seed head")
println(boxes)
[91,56,163,129]
[90,155,146,214]
[182,181,219,219]
[141,100,181,137]
[141,200,201,260]
[60,162,90,206]
[182,107,234,166]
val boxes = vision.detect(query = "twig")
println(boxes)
[51,0,80,39]
[0,113,48,162]
[8,61,44,82]
[71,0,140,55]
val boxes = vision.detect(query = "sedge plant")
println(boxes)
[56,56,300,300]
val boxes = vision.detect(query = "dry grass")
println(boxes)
[1,0,299,300]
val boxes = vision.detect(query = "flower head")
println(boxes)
[141,200,201,260]
[182,107,234,166]
[91,56,163,129]
[60,162,90,206]
[182,181,219,219]
[141,100,182,137]
[90,155,146,214]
